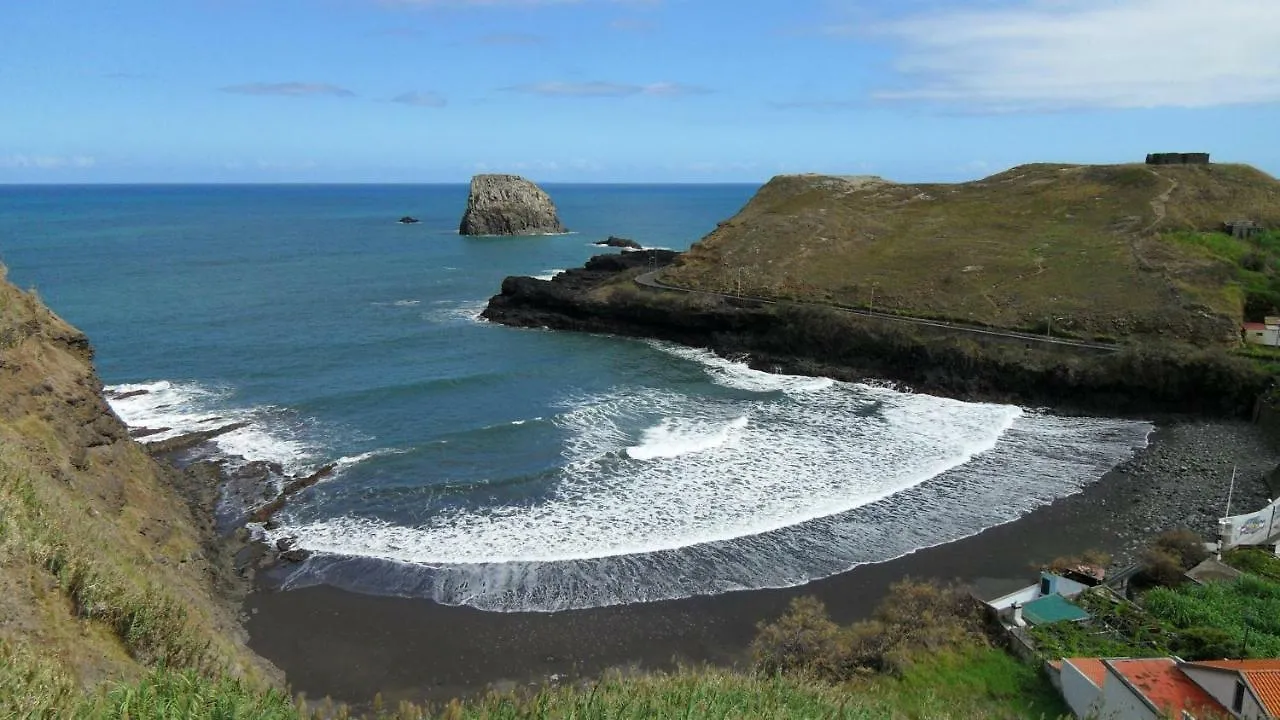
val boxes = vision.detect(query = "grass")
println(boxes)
[1223,548,1280,581]
[1027,592,1169,659]
[1167,229,1280,323]
[0,641,1068,720]
[1144,575,1280,658]
[663,162,1280,345]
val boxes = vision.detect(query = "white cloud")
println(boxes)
[221,82,355,97]
[504,81,710,97]
[872,0,1280,110]
[0,155,96,170]
[392,91,448,107]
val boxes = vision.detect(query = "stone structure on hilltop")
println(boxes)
[1146,152,1211,165]
[458,174,567,236]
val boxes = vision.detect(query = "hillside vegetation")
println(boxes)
[0,264,278,712]
[664,163,1280,344]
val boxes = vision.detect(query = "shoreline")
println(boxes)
[240,417,1279,708]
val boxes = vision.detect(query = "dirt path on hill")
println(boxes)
[1145,170,1180,233]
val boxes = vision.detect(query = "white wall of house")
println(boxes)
[1100,671,1160,720]
[1181,666,1266,719]
[986,584,1040,612]
[1061,662,1103,719]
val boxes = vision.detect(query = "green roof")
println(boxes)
[1023,594,1090,625]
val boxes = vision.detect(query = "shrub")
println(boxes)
[1152,529,1210,570]
[750,596,848,679]
[752,581,985,681]
[1173,626,1238,661]
[1141,548,1187,587]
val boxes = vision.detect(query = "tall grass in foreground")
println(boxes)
[3,658,1065,720]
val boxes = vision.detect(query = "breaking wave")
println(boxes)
[266,345,1153,612]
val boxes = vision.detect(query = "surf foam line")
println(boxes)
[106,379,388,478]
[268,347,1153,612]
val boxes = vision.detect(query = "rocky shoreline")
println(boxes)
[482,251,1270,418]
[106,387,324,589]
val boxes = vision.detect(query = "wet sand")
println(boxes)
[243,420,1278,708]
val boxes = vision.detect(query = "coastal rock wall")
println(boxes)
[483,255,1270,418]
[458,174,567,236]
[0,265,277,686]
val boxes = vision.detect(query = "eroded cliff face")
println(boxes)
[458,174,567,236]
[0,266,277,688]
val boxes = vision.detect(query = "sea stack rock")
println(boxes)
[458,174,567,236]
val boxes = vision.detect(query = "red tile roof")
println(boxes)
[1108,659,1227,716]
[1065,658,1107,688]
[1245,670,1280,717]
[1245,322,1269,331]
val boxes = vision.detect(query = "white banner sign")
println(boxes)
[1222,499,1280,548]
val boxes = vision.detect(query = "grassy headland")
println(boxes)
[0,265,277,713]
[663,163,1280,345]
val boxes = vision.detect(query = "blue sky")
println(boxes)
[1,0,1277,183]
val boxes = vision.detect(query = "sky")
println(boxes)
[1,0,1278,183]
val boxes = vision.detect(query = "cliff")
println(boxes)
[458,174,567,236]
[0,265,277,697]
[483,251,1270,418]
[662,163,1280,345]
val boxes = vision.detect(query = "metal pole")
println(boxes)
[1226,465,1237,519]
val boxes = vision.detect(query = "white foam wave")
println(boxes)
[393,300,420,307]
[106,380,315,473]
[533,270,565,281]
[626,415,748,460]
[425,300,488,325]
[336,448,404,468]
[269,349,1152,612]
[653,344,834,394]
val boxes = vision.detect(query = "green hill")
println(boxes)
[664,163,1280,345]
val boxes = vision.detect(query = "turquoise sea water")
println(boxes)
[0,184,1153,612]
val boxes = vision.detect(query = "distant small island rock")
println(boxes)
[459,174,567,236]
[398,216,420,224]
[595,236,642,250]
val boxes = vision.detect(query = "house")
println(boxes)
[1181,660,1280,719]
[1058,657,1280,719]
[1059,657,1227,719]
[985,571,1092,628]
[1243,321,1280,347]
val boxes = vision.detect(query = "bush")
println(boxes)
[1174,626,1238,661]
[1141,548,1188,587]
[1152,529,1210,570]
[752,581,985,681]
[750,596,848,680]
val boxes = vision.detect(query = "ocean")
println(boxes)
[0,184,1153,612]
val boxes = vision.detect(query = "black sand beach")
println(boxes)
[243,419,1279,707]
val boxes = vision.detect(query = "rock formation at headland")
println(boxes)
[458,174,567,236]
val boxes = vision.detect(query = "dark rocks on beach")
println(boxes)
[595,236,642,250]
[129,426,171,439]
[1089,421,1278,568]
[108,389,149,401]
[279,548,311,563]
[458,174,567,236]
[143,422,250,457]
[398,216,420,225]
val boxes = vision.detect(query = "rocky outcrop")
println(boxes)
[459,174,567,236]
[482,255,1270,419]
[398,216,420,225]
[595,236,642,250]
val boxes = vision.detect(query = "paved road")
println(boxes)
[633,269,1119,353]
